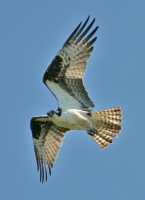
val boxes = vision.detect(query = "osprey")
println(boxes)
[31,16,122,183]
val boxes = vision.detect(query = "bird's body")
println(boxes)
[50,108,92,130]
[30,16,123,183]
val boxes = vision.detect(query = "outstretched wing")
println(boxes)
[43,16,99,111]
[30,116,69,183]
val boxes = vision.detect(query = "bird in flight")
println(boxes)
[30,16,122,183]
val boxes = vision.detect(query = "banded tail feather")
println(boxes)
[88,107,122,149]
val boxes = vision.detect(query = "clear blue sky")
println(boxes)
[0,0,145,199]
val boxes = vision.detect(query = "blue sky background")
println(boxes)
[0,0,145,199]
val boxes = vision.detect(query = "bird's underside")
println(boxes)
[30,16,123,183]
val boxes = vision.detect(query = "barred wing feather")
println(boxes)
[31,116,69,183]
[43,16,99,111]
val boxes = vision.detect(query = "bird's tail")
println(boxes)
[88,107,122,149]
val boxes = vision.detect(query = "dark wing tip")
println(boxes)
[49,167,52,176]
[39,166,52,183]
[64,16,98,46]
[40,164,48,183]
[39,163,52,183]
[64,21,82,45]
[75,17,98,44]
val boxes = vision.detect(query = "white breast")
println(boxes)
[52,109,92,130]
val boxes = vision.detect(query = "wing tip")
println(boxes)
[64,15,99,46]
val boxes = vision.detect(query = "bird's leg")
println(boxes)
[56,107,62,116]
[47,110,56,117]
[47,107,62,117]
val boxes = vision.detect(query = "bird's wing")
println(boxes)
[43,16,99,111]
[30,116,69,183]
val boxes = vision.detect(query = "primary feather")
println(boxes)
[43,16,99,111]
